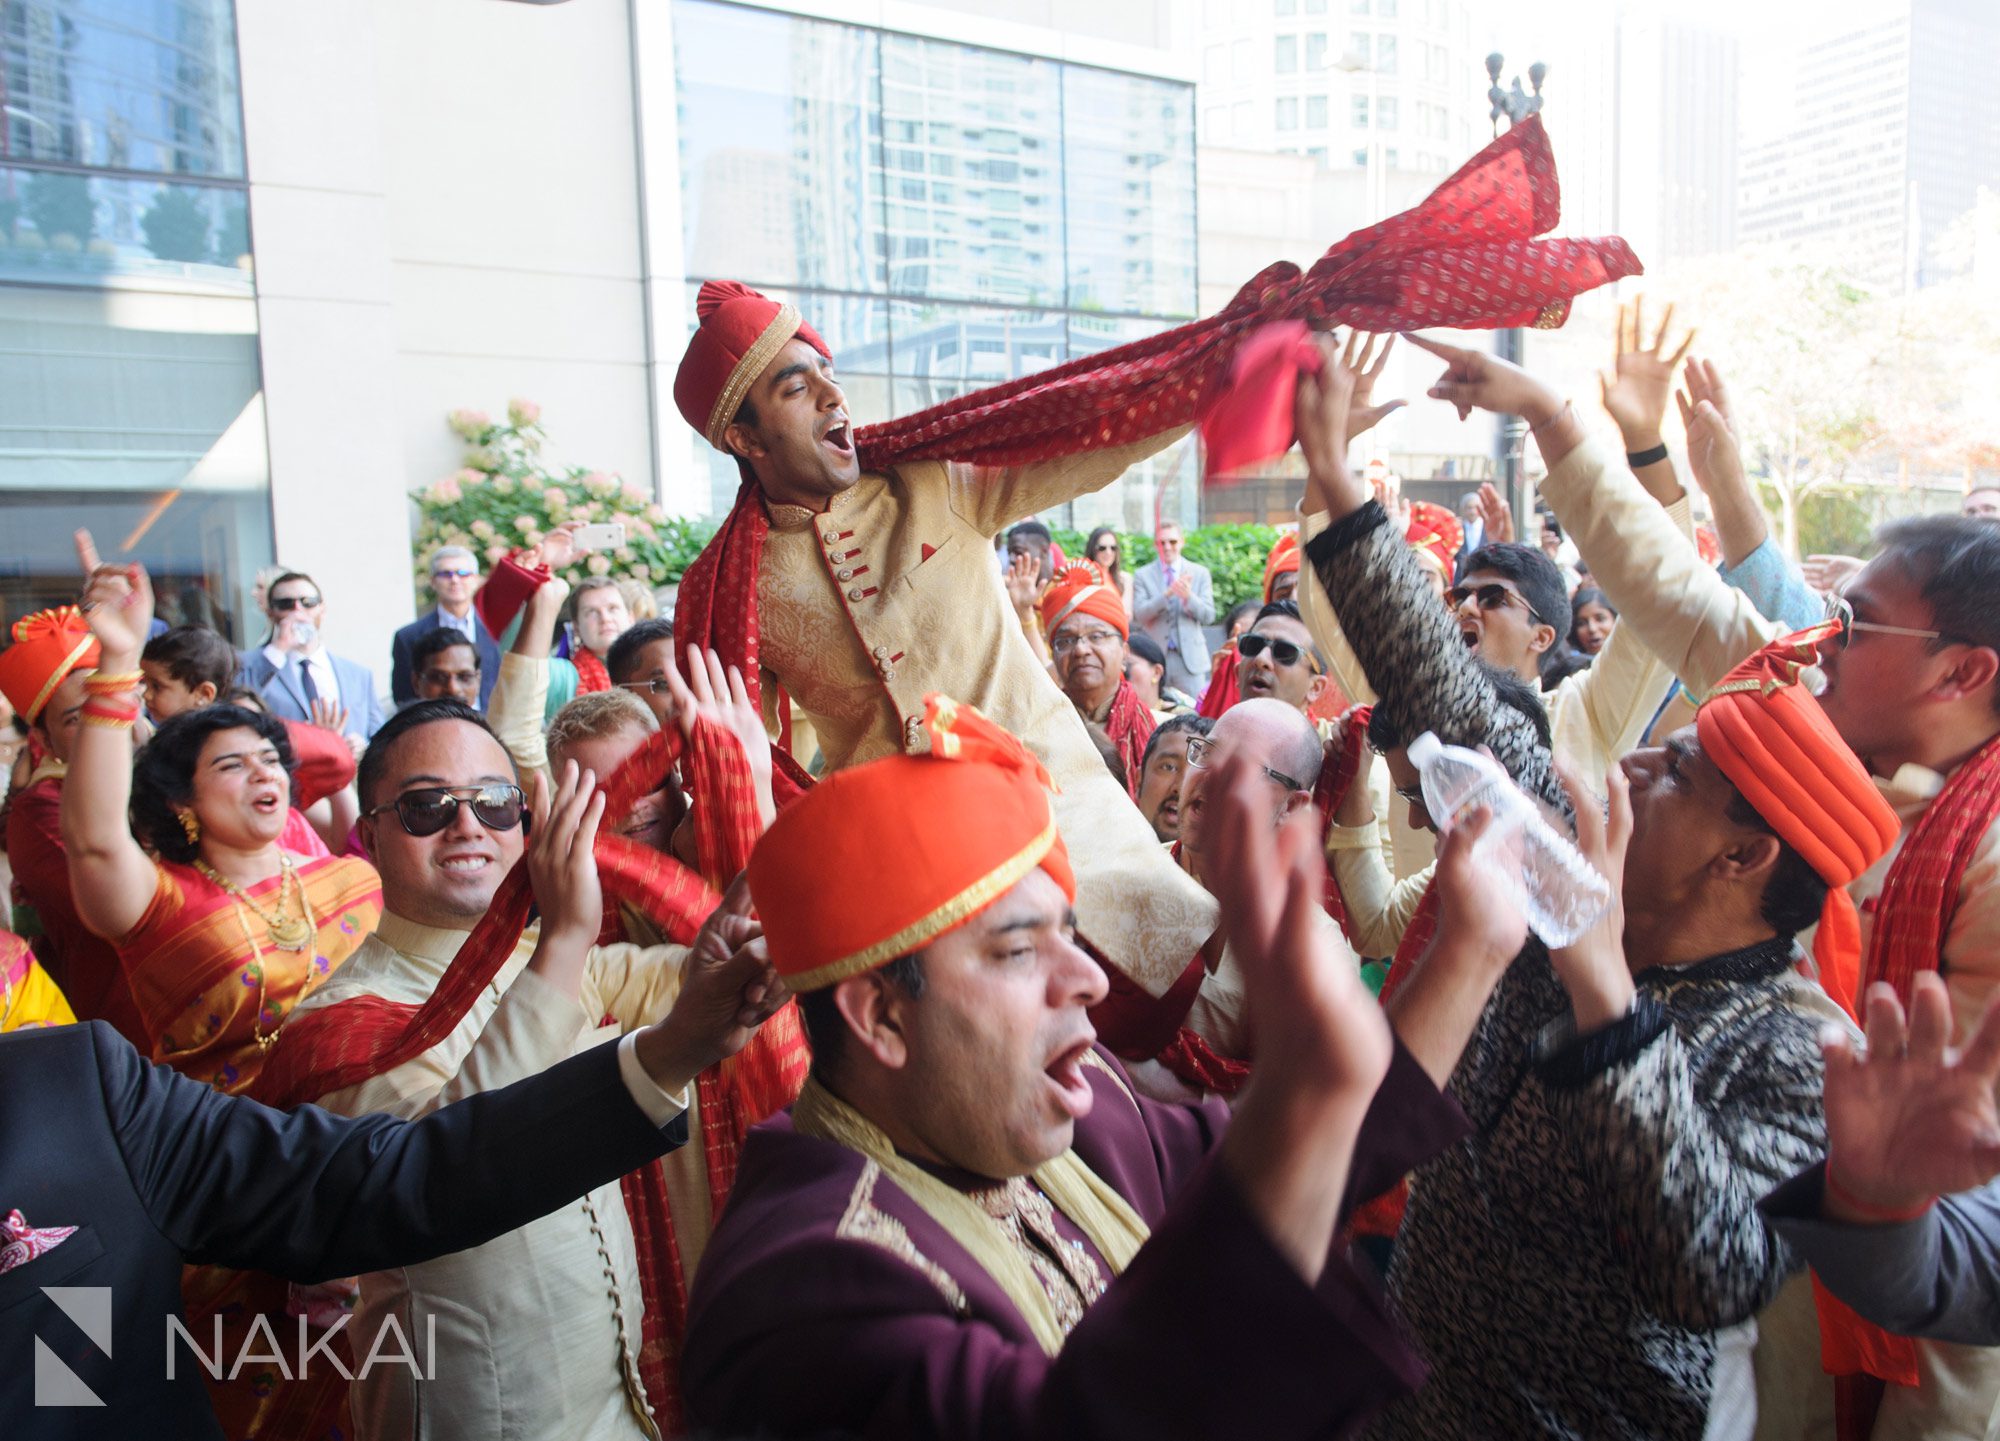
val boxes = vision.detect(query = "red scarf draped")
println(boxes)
[1103,679,1157,799]
[573,645,611,696]
[1819,732,2000,1436]
[1198,646,1240,719]
[253,719,807,1434]
[672,117,1637,789]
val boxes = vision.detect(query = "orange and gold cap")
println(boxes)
[1261,531,1300,602]
[1696,624,1901,1016]
[673,281,831,451]
[748,696,1073,991]
[1039,561,1128,641]
[0,607,100,723]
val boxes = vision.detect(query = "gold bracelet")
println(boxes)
[83,670,144,692]
[80,711,138,730]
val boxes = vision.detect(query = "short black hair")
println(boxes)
[1723,784,1830,937]
[1140,713,1212,773]
[224,685,268,714]
[266,571,319,607]
[1539,646,1594,691]
[1460,541,1572,641]
[797,951,926,1080]
[356,698,506,810]
[1222,598,1262,636]
[1872,514,2000,715]
[1368,660,1553,755]
[133,705,294,863]
[1006,521,1052,548]
[1250,599,1328,669]
[606,618,677,684]
[142,625,237,696]
[1125,629,1167,668]
[411,627,480,673]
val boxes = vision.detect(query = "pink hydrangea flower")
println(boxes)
[448,408,492,440]
[507,398,542,427]
[432,476,463,503]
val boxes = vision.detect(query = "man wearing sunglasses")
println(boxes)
[391,545,501,710]
[241,570,387,742]
[276,697,778,1441]
[1237,600,1333,713]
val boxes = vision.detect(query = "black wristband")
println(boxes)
[1626,442,1670,469]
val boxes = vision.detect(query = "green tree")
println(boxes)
[23,171,95,244]
[141,186,211,263]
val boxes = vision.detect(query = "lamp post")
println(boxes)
[1332,51,1383,223]
[1486,53,1547,536]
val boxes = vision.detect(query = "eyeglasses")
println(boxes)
[1237,632,1321,672]
[1822,593,1949,650]
[1184,734,1306,793]
[618,678,674,696]
[1445,582,1545,626]
[363,783,526,837]
[270,594,321,612]
[1051,628,1123,656]
[1092,541,1118,554]
[431,567,477,580]
[1394,784,1426,809]
[420,669,480,688]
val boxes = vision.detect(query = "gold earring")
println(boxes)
[179,810,200,845]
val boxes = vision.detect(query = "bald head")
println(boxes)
[1178,697,1324,881]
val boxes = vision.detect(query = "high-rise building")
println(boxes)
[1740,0,2000,291]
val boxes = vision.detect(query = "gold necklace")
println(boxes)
[195,854,315,952]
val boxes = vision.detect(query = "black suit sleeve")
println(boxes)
[90,1023,683,1281]
[390,624,415,706]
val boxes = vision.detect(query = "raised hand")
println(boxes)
[1475,481,1514,544]
[74,529,154,664]
[664,646,776,825]
[1371,469,1412,537]
[1600,296,1696,448]
[1208,748,1390,1101]
[309,697,351,736]
[645,872,789,1081]
[522,521,580,574]
[1404,332,1565,426]
[1002,552,1042,616]
[1803,554,1865,595]
[1340,331,1407,440]
[1547,760,1636,1030]
[1824,975,2000,1215]
[1433,804,1530,971]
[1296,333,1363,520]
[525,759,607,950]
[1681,356,1735,438]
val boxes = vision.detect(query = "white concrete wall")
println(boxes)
[236,0,651,697]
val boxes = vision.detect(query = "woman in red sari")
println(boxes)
[64,538,384,1438]
[63,545,380,1094]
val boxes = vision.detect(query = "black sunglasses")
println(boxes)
[1445,582,1546,627]
[364,784,526,837]
[1238,632,1320,672]
[271,594,321,612]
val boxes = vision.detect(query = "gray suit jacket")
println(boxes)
[238,648,386,740]
[1761,1163,2000,1346]
[1131,558,1214,675]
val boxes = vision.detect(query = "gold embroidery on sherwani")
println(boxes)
[837,1161,970,1315]
[970,1178,1108,1339]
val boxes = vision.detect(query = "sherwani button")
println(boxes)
[848,587,864,601]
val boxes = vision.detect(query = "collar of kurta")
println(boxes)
[373,909,481,969]
[761,477,868,533]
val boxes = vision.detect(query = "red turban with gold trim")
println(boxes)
[1695,625,1901,1018]
[673,281,831,450]
[1039,561,1128,641]
[0,607,100,723]
[1261,531,1300,602]
[748,696,1074,991]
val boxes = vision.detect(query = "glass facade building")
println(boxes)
[1,0,272,641]
[666,0,1201,526]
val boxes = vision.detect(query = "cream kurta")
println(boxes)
[1537,434,2000,1441]
[754,435,1216,995]
[291,912,695,1441]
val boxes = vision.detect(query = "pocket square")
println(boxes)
[0,1208,77,1275]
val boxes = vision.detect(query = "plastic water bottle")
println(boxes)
[1405,731,1611,948]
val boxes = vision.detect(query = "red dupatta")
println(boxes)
[1103,678,1157,798]
[253,718,807,1434]
[673,117,1639,801]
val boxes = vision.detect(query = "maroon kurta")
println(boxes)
[682,1042,1466,1439]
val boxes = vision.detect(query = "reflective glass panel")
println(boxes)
[1062,67,1197,318]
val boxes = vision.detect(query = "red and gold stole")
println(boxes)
[572,644,612,696]
[254,719,807,1433]
[673,116,1638,800]
[1102,678,1157,800]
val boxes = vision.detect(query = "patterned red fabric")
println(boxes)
[279,717,357,812]
[672,116,1637,775]
[1313,705,1373,944]
[1155,1026,1253,1096]
[572,645,611,696]
[1863,731,2000,1004]
[1198,645,1240,718]
[1103,678,1157,799]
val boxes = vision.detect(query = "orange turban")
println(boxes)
[1039,561,1127,641]
[1696,625,1901,1019]
[673,281,830,450]
[0,606,100,724]
[748,696,1075,991]
[1262,531,1300,602]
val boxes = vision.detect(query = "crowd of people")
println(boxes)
[4,234,2000,1440]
